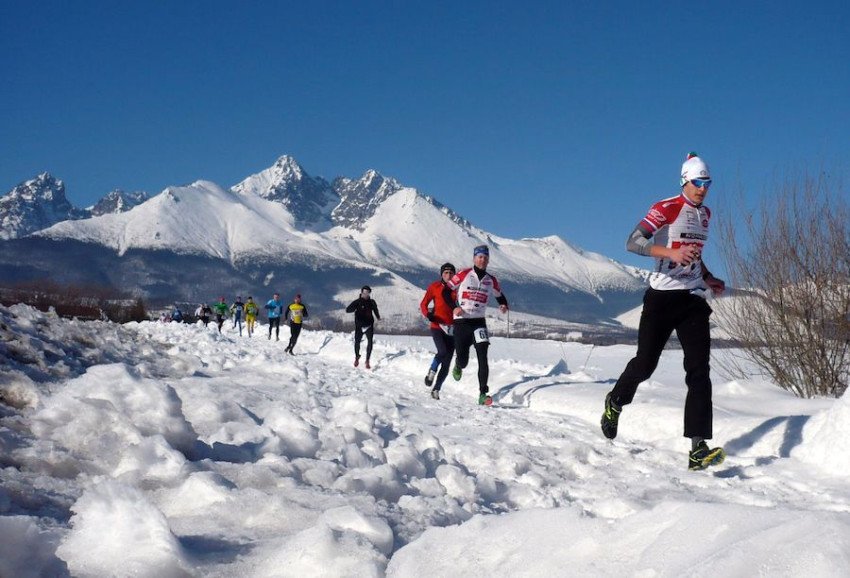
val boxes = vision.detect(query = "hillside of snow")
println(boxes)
[2,303,849,577]
[40,181,315,261]
[32,156,644,298]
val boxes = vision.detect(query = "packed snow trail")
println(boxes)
[130,321,850,573]
[2,306,850,577]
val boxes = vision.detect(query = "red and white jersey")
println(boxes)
[448,268,503,319]
[642,193,711,291]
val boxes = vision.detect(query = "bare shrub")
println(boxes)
[714,172,849,398]
[0,281,148,323]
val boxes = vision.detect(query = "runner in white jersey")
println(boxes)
[447,244,509,406]
[601,152,728,471]
[642,192,712,291]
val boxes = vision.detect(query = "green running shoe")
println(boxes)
[478,393,492,406]
[688,442,726,471]
[600,393,621,439]
[452,364,462,381]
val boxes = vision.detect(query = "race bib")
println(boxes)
[473,328,490,344]
[439,324,454,336]
[292,312,303,323]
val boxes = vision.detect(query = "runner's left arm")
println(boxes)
[491,275,509,311]
[701,262,726,295]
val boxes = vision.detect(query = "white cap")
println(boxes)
[680,152,710,186]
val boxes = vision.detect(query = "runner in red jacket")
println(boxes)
[419,262,457,400]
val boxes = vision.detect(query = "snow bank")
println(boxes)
[27,363,198,479]
[793,393,850,476]
[0,515,67,578]
[56,480,192,577]
[388,502,850,576]
[3,305,850,576]
[252,506,392,578]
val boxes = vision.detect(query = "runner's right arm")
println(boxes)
[626,223,654,257]
[626,222,699,265]
[420,286,434,319]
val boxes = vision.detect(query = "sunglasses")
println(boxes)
[689,179,712,189]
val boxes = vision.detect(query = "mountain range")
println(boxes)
[0,156,646,337]
[0,173,148,240]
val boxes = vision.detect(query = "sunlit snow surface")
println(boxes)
[2,303,849,577]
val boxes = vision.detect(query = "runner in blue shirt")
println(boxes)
[265,292,284,341]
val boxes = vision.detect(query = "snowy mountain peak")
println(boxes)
[232,156,336,226]
[0,172,85,239]
[17,172,64,202]
[273,155,305,179]
[360,169,400,195]
[89,189,149,216]
[331,170,403,230]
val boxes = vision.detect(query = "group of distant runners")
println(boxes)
[177,294,309,354]
[165,153,728,471]
[162,241,508,406]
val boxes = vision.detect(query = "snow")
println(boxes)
[36,162,645,298]
[2,302,849,577]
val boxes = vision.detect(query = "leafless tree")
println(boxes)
[713,172,849,398]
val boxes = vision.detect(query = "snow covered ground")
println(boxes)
[2,303,849,577]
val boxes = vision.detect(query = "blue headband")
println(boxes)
[473,244,489,256]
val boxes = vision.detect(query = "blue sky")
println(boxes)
[2,1,848,271]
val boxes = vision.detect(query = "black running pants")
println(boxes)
[610,288,714,438]
[288,323,302,349]
[453,319,490,395]
[354,324,374,360]
[268,317,281,338]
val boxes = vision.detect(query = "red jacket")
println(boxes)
[420,280,456,329]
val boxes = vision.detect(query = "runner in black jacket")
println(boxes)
[346,285,381,369]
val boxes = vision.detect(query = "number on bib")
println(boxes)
[473,328,490,344]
